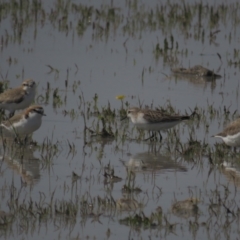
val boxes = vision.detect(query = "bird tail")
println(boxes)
[181,110,197,120]
[189,110,197,118]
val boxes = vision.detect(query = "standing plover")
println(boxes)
[123,107,194,140]
[1,105,45,136]
[0,79,36,117]
[213,118,240,147]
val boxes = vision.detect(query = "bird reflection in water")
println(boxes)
[0,138,41,186]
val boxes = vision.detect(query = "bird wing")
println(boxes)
[2,112,23,127]
[143,110,189,123]
[0,89,25,104]
[217,118,240,137]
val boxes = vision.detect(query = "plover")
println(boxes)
[213,118,240,147]
[0,105,45,136]
[172,65,221,78]
[123,107,194,140]
[0,79,36,117]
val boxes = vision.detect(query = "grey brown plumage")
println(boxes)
[0,89,25,104]
[0,79,36,117]
[125,107,194,133]
[213,118,240,147]
[172,65,221,78]
[131,107,191,124]
[1,105,45,136]
[215,118,240,137]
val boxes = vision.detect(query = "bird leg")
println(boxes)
[23,135,29,145]
[144,131,157,141]
[0,109,5,118]
[14,134,29,146]
[9,111,15,119]
[234,147,237,153]
[158,131,162,142]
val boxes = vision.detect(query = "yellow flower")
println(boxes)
[115,95,125,100]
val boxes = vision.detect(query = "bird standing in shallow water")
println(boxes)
[213,118,240,149]
[123,107,194,141]
[0,79,36,118]
[0,105,46,137]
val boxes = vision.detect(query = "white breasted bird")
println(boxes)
[213,118,240,148]
[122,107,194,141]
[0,105,46,136]
[0,79,36,117]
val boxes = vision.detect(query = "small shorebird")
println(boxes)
[123,107,194,140]
[0,105,45,136]
[172,65,221,78]
[213,118,240,148]
[0,79,36,117]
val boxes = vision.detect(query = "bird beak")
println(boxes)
[42,113,46,116]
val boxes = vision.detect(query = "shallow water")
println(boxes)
[0,0,240,239]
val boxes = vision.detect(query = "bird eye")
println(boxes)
[34,109,42,115]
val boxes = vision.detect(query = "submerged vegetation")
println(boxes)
[0,89,238,238]
[1,0,240,66]
[1,0,240,239]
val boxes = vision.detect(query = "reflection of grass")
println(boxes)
[119,209,163,229]
[2,1,240,70]
[52,88,63,108]
[2,1,240,238]
[1,1,238,53]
